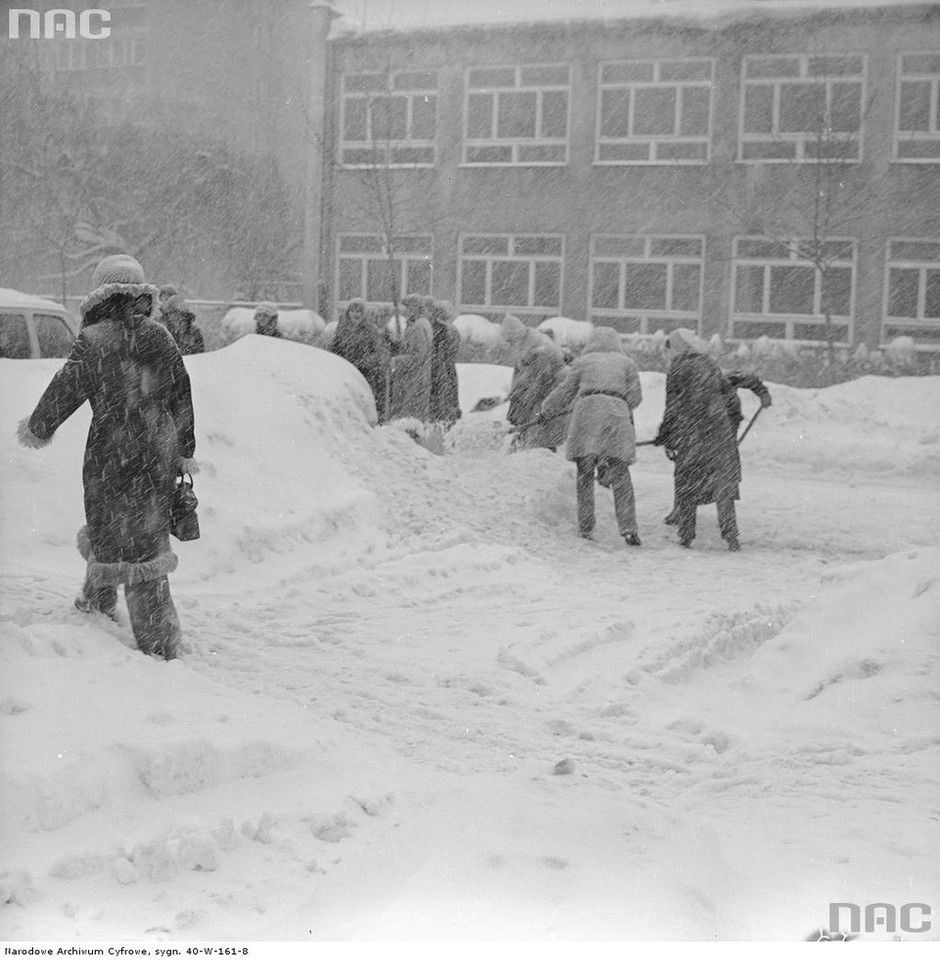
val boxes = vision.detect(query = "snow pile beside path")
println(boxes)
[0,339,385,587]
[630,373,940,481]
[537,316,593,348]
[454,314,500,344]
[221,307,326,343]
[0,619,398,940]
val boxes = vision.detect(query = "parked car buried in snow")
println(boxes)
[0,288,77,359]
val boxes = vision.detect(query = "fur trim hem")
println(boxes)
[17,417,52,448]
[77,526,178,585]
[79,282,161,322]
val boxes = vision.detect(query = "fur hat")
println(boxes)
[79,254,160,322]
[500,314,528,342]
[255,301,278,318]
[665,327,705,356]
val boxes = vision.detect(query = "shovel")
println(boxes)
[737,406,764,445]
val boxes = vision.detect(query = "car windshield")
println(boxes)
[0,313,31,358]
[35,313,74,357]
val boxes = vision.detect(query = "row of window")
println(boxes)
[340,53,940,166]
[335,235,940,346]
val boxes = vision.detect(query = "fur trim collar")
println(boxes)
[79,282,161,323]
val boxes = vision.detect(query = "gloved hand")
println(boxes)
[179,457,199,475]
[665,448,678,461]
[761,395,773,408]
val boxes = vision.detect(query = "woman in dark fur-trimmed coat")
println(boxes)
[17,254,196,659]
[654,328,742,551]
[428,299,462,426]
[330,298,390,422]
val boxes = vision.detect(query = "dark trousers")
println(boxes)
[677,496,738,544]
[82,575,181,659]
[576,456,637,537]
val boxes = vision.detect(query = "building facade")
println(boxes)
[322,2,940,349]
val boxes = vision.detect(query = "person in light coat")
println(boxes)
[501,314,567,451]
[17,254,196,659]
[389,294,433,421]
[541,326,643,545]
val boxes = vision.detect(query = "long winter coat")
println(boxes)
[24,295,196,574]
[429,319,462,424]
[656,351,740,506]
[541,326,642,462]
[331,313,390,420]
[390,315,433,421]
[506,329,567,449]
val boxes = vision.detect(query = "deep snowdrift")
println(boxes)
[0,338,937,941]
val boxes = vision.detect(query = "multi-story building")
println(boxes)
[320,0,940,349]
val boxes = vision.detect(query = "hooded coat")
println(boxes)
[330,300,390,420]
[390,313,433,421]
[655,329,740,506]
[21,279,196,581]
[501,315,567,449]
[541,326,642,462]
[429,307,462,424]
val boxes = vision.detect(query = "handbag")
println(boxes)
[170,471,200,541]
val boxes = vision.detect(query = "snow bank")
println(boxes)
[537,316,593,348]
[454,313,501,344]
[221,307,326,344]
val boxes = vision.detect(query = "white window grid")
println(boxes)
[588,235,705,334]
[893,52,940,163]
[340,70,437,168]
[731,236,856,343]
[457,233,564,315]
[335,234,433,312]
[462,64,570,166]
[882,238,940,350]
[738,54,866,163]
[595,59,714,165]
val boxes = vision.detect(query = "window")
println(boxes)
[596,59,713,164]
[34,314,74,358]
[739,55,865,162]
[884,239,940,348]
[463,65,570,165]
[895,53,940,162]
[458,234,563,317]
[335,234,433,310]
[731,237,855,342]
[0,314,31,358]
[588,235,704,334]
[340,70,437,167]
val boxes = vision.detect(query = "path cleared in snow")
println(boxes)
[1,339,938,941]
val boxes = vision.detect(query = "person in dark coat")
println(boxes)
[389,294,433,421]
[254,302,281,338]
[501,314,568,451]
[428,299,462,426]
[160,293,205,356]
[17,254,196,659]
[330,298,390,422]
[541,326,643,545]
[654,328,744,551]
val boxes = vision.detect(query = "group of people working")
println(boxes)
[503,318,772,551]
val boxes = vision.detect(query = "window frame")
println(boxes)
[457,232,565,317]
[882,237,940,350]
[594,58,715,166]
[461,64,571,167]
[893,52,940,164]
[587,234,705,334]
[339,69,438,169]
[730,235,856,344]
[738,53,867,164]
[334,233,434,314]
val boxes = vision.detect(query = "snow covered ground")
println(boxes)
[1,336,938,943]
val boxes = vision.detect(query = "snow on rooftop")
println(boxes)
[329,0,928,35]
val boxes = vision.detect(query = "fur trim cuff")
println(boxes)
[17,417,51,448]
[77,526,178,585]
[79,282,161,322]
